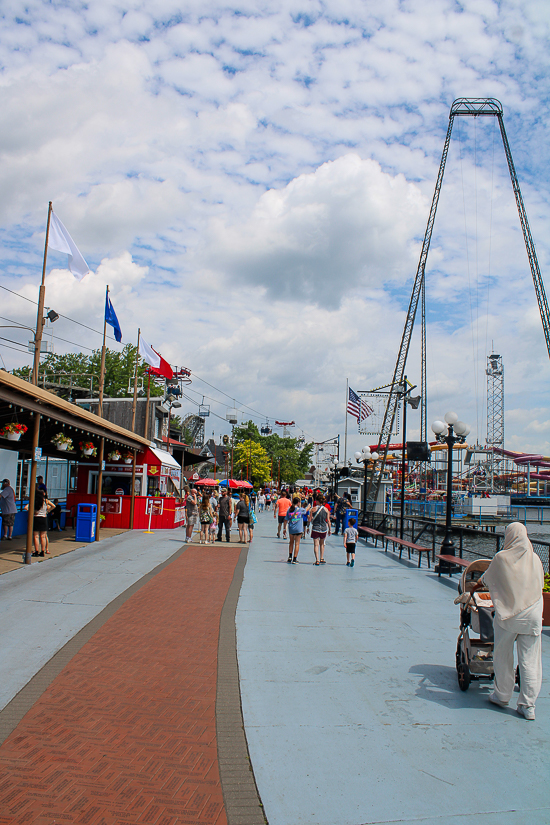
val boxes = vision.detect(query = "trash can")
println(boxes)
[75,503,97,542]
[343,508,359,531]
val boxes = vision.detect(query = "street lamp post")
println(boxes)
[355,447,379,524]
[396,377,421,539]
[431,412,471,563]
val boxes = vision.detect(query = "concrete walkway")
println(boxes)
[237,512,550,825]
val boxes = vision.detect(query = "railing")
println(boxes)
[361,511,550,573]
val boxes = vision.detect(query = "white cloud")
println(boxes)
[0,0,549,456]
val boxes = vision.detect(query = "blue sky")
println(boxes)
[1,0,550,455]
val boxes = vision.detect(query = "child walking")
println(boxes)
[344,517,358,567]
[285,496,306,563]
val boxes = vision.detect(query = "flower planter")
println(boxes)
[124,459,132,464]
[83,448,94,456]
[6,432,21,441]
[543,591,550,627]
[57,443,69,451]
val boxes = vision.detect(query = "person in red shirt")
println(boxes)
[274,491,291,539]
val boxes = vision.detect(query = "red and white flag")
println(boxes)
[139,336,173,380]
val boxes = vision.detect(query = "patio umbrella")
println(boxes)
[219,479,240,488]
[238,480,253,488]
[195,478,219,486]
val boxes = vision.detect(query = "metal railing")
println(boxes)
[362,511,550,573]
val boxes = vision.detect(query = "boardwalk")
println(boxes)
[0,515,547,824]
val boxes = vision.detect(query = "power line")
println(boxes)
[0,283,118,342]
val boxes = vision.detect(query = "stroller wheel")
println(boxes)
[515,665,520,688]
[455,640,462,670]
[457,663,471,691]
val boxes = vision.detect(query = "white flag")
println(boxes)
[48,211,91,280]
[139,336,161,369]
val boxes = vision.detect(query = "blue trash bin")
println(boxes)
[75,503,97,542]
[343,508,359,531]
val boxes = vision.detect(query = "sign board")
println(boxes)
[101,496,122,514]
[358,393,401,437]
[34,447,42,461]
[146,498,164,516]
[105,464,143,474]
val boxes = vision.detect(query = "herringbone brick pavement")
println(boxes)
[0,545,241,824]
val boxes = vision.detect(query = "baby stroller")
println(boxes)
[454,560,495,691]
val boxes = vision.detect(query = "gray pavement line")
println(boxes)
[357,806,550,824]
[217,546,267,825]
[0,542,188,747]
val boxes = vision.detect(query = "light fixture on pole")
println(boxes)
[397,377,421,539]
[431,412,470,567]
[355,446,378,523]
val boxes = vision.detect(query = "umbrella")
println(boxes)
[195,478,219,486]
[219,479,241,488]
[238,480,253,488]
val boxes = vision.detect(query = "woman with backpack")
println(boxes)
[309,493,331,565]
[285,496,307,564]
[235,491,250,543]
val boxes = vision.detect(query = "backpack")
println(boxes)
[288,509,303,534]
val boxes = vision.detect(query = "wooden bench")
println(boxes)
[384,535,432,568]
[357,526,385,547]
[435,554,470,577]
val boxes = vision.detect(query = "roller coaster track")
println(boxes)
[365,98,550,514]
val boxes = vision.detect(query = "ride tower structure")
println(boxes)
[365,98,550,516]
[486,352,504,491]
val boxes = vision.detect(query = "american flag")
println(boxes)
[347,387,374,422]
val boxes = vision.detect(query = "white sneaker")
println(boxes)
[488,692,508,708]
[517,705,535,721]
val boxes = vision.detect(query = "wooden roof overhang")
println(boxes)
[0,370,150,459]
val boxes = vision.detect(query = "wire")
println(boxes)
[0,283,118,342]
[0,340,29,354]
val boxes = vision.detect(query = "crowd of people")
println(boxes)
[179,484,359,569]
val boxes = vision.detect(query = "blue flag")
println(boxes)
[105,290,122,342]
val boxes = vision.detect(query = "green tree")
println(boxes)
[13,346,164,398]
[233,439,271,486]
[233,420,261,443]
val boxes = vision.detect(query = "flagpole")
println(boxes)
[32,202,53,385]
[98,285,108,418]
[131,328,140,432]
[143,371,151,440]
[344,378,348,465]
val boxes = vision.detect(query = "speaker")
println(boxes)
[406,441,431,461]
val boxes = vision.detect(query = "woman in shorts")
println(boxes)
[235,492,250,543]
[309,493,330,564]
[184,485,199,543]
[25,485,52,557]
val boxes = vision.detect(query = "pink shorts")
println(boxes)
[311,530,327,540]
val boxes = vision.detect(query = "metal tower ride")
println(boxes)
[486,352,504,491]
[366,98,550,515]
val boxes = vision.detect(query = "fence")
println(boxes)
[363,511,550,574]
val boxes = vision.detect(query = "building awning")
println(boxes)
[0,370,150,457]
[147,447,181,470]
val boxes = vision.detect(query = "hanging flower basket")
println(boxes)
[79,441,97,458]
[0,423,28,441]
[123,452,133,464]
[52,432,73,451]
[108,451,121,462]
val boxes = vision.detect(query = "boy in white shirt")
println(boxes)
[343,517,358,567]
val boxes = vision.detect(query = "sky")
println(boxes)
[1,0,550,462]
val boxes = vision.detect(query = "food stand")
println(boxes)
[67,446,185,530]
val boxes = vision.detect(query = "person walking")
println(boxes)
[265,490,271,511]
[343,517,358,567]
[0,479,17,540]
[479,522,544,720]
[258,492,265,512]
[184,485,199,543]
[333,494,348,536]
[309,493,331,564]
[285,496,306,563]
[274,490,291,539]
[216,488,233,542]
[235,492,250,543]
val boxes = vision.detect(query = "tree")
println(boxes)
[233,420,261,443]
[12,346,165,398]
[232,440,271,486]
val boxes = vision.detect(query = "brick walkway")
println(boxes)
[0,545,241,825]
